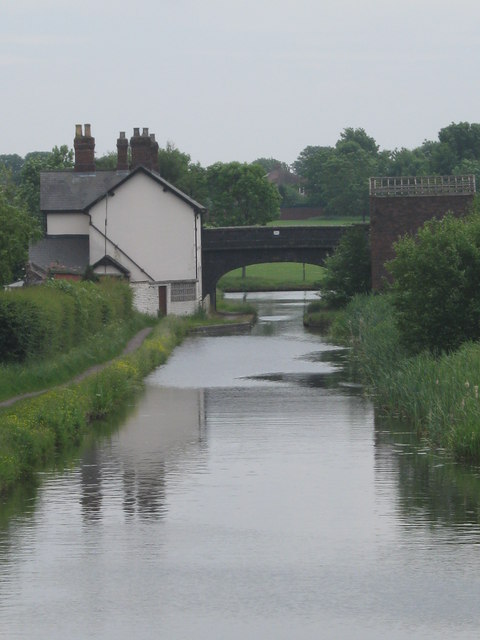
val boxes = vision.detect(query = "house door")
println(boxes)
[158,286,167,316]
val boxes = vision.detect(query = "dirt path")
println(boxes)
[0,327,153,410]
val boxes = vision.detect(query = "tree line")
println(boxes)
[2,120,480,285]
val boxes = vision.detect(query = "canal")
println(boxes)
[1,291,480,639]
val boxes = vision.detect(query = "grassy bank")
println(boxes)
[0,314,154,403]
[267,216,368,227]
[330,294,480,462]
[0,316,192,494]
[303,299,337,332]
[218,262,324,292]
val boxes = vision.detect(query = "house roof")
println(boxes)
[29,236,89,273]
[92,255,131,276]
[40,166,206,214]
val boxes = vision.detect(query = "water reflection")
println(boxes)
[79,387,207,523]
[2,292,480,639]
[374,410,480,534]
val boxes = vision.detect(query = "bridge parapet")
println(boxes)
[370,175,476,197]
[202,225,352,250]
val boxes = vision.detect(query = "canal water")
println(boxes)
[1,292,480,639]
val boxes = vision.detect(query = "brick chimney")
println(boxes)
[130,127,156,170]
[116,131,129,171]
[74,123,95,172]
[150,133,159,173]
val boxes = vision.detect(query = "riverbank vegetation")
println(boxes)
[303,226,371,330]
[0,279,156,402]
[0,316,191,494]
[330,294,480,462]
[0,280,256,494]
[0,279,135,363]
[330,210,480,463]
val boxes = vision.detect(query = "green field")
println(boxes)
[218,262,324,291]
[267,216,368,227]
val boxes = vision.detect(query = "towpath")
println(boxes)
[0,327,153,410]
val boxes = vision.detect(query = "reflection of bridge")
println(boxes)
[202,225,367,305]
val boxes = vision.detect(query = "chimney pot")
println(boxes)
[133,127,140,137]
[142,127,149,137]
[117,131,129,171]
[74,123,95,172]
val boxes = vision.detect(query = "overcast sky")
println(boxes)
[2,0,480,166]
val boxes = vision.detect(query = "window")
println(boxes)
[170,282,196,302]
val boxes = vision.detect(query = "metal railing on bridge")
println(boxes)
[369,175,476,197]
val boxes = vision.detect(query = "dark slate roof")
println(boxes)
[29,236,89,272]
[40,166,206,213]
[92,255,130,276]
[40,170,127,212]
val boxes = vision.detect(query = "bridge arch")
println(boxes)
[201,225,359,307]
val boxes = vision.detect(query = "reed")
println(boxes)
[303,300,338,332]
[331,294,480,462]
[215,291,257,316]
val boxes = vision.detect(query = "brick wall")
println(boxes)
[370,194,474,289]
[132,282,159,315]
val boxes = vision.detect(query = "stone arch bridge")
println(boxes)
[201,225,367,306]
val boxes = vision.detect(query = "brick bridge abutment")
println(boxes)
[369,175,476,290]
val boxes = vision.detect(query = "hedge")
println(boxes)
[0,279,133,363]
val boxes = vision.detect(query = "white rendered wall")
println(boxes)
[89,173,200,283]
[47,213,89,235]
[132,283,160,316]
[131,282,199,316]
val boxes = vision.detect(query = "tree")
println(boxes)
[253,157,290,174]
[0,154,24,184]
[438,122,480,162]
[293,129,379,214]
[320,147,377,218]
[0,188,40,285]
[96,152,118,169]
[336,127,379,155]
[157,142,207,203]
[385,147,429,177]
[16,145,73,224]
[293,145,335,206]
[320,226,371,308]
[387,210,480,354]
[205,162,281,226]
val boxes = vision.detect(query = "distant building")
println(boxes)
[29,125,205,316]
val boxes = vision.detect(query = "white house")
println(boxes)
[29,125,205,316]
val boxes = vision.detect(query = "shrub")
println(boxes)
[0,280,134,363]
[320,226,371,308]
[388,211,480,354]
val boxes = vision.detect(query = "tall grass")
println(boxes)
[0,316,190,494]
[331,294,480,462]
[0,314,153,402]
